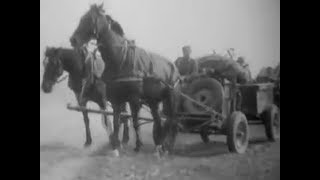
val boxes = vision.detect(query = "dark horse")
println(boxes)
[70,4,181,157]
[41,47,130,148]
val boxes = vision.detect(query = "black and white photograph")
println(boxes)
[40,0,280,179]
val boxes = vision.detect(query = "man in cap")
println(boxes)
[174,46,198,78]
[236,56,246,67]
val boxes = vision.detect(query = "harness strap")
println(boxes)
[118,40,128,71]
[56,75,68,84]
[113,77,143,82]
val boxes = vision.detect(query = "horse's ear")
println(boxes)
[97,3,105,14]
[44,46,48,55]
[44,46,52,56]
[98,2,104,9]
[47,48,59,57]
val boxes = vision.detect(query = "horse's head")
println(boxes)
[70,3,109,49]
[41,47,64,93]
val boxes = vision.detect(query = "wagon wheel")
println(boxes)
[264,104,280,141]
[226,111,249,154]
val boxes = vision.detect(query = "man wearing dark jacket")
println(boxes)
[174,46,198,77]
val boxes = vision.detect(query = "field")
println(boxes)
[40,82,280,180]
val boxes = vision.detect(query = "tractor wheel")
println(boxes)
[226,111,249,154]
[183,77,224,114]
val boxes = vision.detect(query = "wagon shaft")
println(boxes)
[66,104,154,122]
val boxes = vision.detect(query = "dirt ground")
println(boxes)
[40,84,280,180]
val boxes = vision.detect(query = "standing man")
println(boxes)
[79,44,106,106]
[174,46,198,77]
[236,56,252,82]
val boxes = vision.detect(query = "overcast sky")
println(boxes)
[40,0,280,77]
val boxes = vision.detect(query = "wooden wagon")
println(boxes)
[67,73,255,154]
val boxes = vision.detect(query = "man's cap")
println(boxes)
[182,46,191,51]
[237,56,245,64]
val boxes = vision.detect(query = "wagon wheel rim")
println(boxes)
[235,121,248,149]
[272,110,280,139]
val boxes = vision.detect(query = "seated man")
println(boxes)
[174,46,198,80]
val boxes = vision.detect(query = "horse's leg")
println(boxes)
[110,104,121,157]
[94,79,114,139]
[149,101,164,158]
[129,101,143,152]
[82,110,92,147]
[162,89,179,154]
[100,102,110,133]
[121,103,130,145]
[122,118,129,145]
[101,102,114,146]
[96,95,114,141]
[75,93,92,147]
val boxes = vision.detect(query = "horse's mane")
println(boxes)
[105,15,125,37]
[44,47,59,57]
[45,47,74,58]
[44,47,86,67]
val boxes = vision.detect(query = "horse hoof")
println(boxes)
[153,146,163,160]
[119,144,126,152]
[122,141,129,146]
[122,137,129,145]
[84,141,92,148]
[122,142,128,147]
[110,149,120,157]
[163,150,169,157]
[134,147,140,152]
[153,151,161,160]
[122,141,129,147]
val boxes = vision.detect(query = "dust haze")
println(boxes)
[40,0,280,180]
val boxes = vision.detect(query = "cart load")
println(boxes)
[196,54,252,84]
[256,64,280,83]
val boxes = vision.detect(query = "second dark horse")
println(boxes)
[41,47,130,148]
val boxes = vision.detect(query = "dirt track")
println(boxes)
[40,85,280,180]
